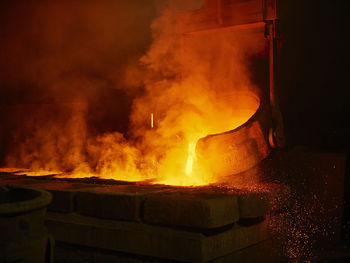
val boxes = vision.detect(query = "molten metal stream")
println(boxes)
[185,140,198,176]
[1,92,260,187]
[1,2,263,186]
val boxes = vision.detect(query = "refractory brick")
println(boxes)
[76,185,171,221]
[143,191,240,229]
[237,191,271,219]
[46,212,270,263]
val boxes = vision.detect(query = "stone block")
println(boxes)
[32,182,99,213]
[0,172,16,180]
[46,212,269,262]
[0,177,48,187]
[220,183,290,215]
[209,239,284,263]
[143,190,240,229]
[93,252,152,263]
[76,185,170,221]
[55,244,93,263]
[202,219,269,261]
[237,190,271,219]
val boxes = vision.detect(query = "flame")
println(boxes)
[1,1,262,187]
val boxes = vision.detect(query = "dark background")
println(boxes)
[278,0,350,150]
[278,0,350,247]
[278,0,350,245]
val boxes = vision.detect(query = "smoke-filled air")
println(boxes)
[0,0,261,186]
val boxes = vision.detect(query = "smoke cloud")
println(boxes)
[1,0,262,186]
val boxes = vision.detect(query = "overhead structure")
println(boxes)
[177,0,285,149]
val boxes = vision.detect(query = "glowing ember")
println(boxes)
[15,171,63,176]
[0,168,62,176]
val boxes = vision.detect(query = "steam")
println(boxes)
[1,0,261,186]
[0,0,165,99]
[0,0,160,174]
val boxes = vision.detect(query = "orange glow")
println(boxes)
[185,140,197,175]
[2,1,263,186]
[16,171,63,176]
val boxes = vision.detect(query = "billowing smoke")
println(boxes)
[1,0,171,101]
[0,0,162,175]
[1,0,261,186]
